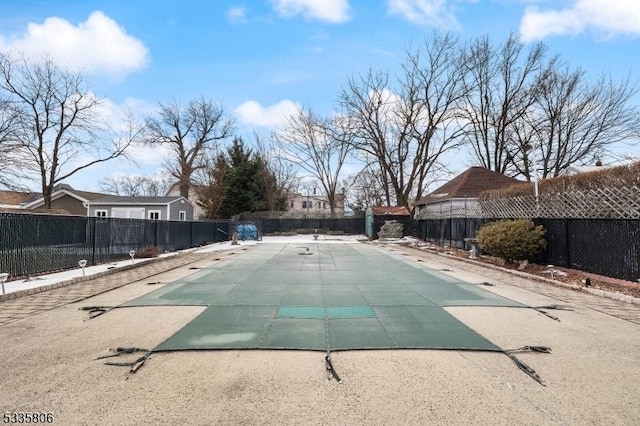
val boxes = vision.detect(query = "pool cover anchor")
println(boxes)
[504,346,552,386]
[325,351,342,384]
[80,305,114,319]
[96,347,152,378]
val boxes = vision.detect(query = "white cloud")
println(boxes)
[387,0,462,29]
[270,0,351,23]
[0,11,149,79]
[520,0,640,41]
[227,6,247,23]
[234,100,300,128]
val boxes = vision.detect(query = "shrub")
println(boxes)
[136,246,160,258]
[477,219,546,262]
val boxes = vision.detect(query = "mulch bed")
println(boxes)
[399,242,640,300]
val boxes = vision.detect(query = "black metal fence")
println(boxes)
[412,217,640,282]
[536,218,639,282]
[415,218,492,249]
[3,211,636,282]
[258,218,364,235]
[0,213,230,278]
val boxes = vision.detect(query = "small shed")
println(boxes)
[365,206,411,239]
[87,196,194,221]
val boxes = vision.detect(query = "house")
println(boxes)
[283,191,346,218]
[165,182,206,220]
[20,183,107,215]
[414,167,521,219]
[561,160,609,176]
[87,195,194,221]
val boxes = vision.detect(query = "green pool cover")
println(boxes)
[122,243,525,352]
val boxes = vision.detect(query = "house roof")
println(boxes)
[561,164,610,176]
[0,189,37,206]
[416,167,521,205]
[0,207,73,215]
[371,206,411,216]
[22,184,108,209]
[88,195,189,205]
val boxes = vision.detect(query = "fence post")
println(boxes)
[153,221,158,248]
[91,218,97,266]
[564,218,571,268]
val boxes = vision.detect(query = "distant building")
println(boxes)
[561,160,608,176]
[87,195,194,220]
[282,191,346,218]
[165,182,206,220]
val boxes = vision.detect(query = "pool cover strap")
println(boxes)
[81,305,114,319]
[325,351,342,383]
[504,346,552,386]
[96,347,152,376]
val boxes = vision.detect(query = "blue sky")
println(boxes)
[1,0,639,191]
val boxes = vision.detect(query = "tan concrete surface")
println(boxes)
[1,243,639,425]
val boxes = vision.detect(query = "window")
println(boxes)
[323,202,327,209]
[302,201,307,209]
[148,210,161,220]
[95,209,108,218]
[179,211,187,221]
[290,200,294,208]
[308,201,313,208]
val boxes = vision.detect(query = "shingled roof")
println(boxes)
[0,189,37,206]
[416,167,521,205]
[89,196,186,204]
[371,206,411,216]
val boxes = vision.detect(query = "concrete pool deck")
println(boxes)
[1,235,640,424]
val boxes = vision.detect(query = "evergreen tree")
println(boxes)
[203,137,289,218]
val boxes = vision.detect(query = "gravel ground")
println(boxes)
[1,243,640,425]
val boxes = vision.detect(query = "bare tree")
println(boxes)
[192,150,229,219]
[144,96,234,199]
[274,106,351,217]
[343,164,386,214]
[513,62,640,180]
[339,33,469,210]
[255,133,299,211]
[0,53,135,206]
[0,97,28,190]
[459,33,547,175]
[98,173,172,196]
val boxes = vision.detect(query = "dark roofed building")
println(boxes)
[415,167,521,219]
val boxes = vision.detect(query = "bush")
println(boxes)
[136,246,160,258]
[477,219,546,262]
